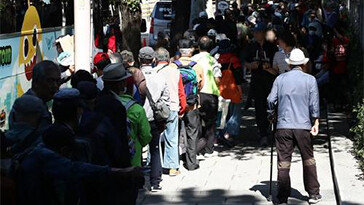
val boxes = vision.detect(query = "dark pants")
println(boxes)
[330,73,347,108]
[198,93,218,154]
[253,71,275,138]
[183,109,201,170]
[275,129,320,202]
[149,121,163,186]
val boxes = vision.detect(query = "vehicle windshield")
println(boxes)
[154,2,173,20]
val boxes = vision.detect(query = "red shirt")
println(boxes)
[332,36,349,74]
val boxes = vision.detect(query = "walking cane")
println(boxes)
[268,122,275,202]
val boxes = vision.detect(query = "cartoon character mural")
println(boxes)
[0,5,53,129]
[19,5,43,81]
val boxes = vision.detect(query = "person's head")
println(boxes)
[120,50,135,67]
[52,88,83,130]
[9,95,44,129]
[42,123,75,155]
[138,46,155,65]
[310,10,317,20]
[32,60,61,102]
[198,36,213,52]
[70,70,96,88]
[277,30,296,51]
[55,42,63,54]
[178,39,194,57]
[218,39,235,54]
[265,29,277,43]
[109,52,123,64]
[155,47,170,64]
[93,52,110,76]
[102,63,131,95]
[76,81,98,111]
[285,48,309,69]
[207,29,217,42]
[232,1,238,9]
[224,9,233,21]
[199,11,208,20]
[253,23,267,42]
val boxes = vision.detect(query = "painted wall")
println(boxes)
[0,6,67,129]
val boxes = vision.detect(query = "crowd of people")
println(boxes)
[1,0,351,204]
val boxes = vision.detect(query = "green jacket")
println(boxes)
[119,94,152,166]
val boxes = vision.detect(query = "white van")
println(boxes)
[149,0,174,47]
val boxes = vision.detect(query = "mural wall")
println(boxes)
[0,6,65,129]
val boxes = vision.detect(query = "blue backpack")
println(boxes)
[174,60,198,105]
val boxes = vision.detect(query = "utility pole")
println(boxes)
[74,0,91,71]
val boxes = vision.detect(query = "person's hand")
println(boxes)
[107,49,114,56]
[268,113,276,123]
[68,65,75,74]
[310,122,319,136]
[110,167,145,188]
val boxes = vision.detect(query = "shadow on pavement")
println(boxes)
[250,181,308,203]
[137,187,265,204]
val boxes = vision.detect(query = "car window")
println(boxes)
[154,2,173,20]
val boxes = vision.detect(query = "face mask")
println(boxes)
[309,30,315,36]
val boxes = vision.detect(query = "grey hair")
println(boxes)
[155,47,170,62]
[120,50,135,63]
[109,52,123,63]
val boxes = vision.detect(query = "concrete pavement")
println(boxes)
[136,105,364,205]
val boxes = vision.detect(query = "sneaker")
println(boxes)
[308,194,322,204]
[169,169,181,176]
[150,185,162,192]
[183,163,200,171]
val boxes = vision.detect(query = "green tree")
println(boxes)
[119,0,142,61]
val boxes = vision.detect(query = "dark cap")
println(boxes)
[42,123,75,151]
[12,95,44,116]
[54,88,80,101]
[76,81,98,100]
[138,46,155,60]
[102,63,131,82]
[254,23,267,32]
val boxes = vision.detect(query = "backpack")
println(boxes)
[145,88,170,123]
[173,60,199,105]
[123,99,137,158]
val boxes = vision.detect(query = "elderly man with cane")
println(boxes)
[267,48,321,204]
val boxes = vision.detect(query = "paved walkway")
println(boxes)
[137,102,364,205]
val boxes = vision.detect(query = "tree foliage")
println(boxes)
[350,100,364,172]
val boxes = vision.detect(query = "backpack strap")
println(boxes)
[188,61,197,67]
[173,60,183,67]
[125,99,137,111]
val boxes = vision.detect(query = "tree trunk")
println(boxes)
[120,3,142,64]
[170,0,192,53]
